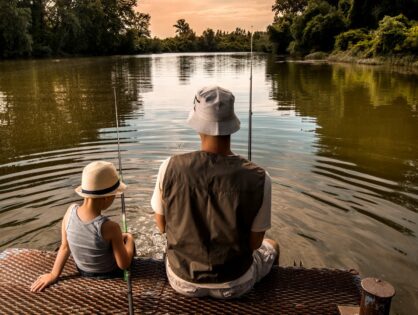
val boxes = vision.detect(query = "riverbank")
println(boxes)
[304,51,418,68]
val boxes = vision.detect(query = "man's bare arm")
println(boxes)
[155,213,166,233]
[249,231,265,250]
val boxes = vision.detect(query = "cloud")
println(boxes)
[137,0,274,38]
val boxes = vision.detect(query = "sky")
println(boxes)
[137,0,275,38]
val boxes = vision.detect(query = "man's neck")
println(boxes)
[200,134,234,156]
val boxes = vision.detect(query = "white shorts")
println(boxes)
[166,240,278,299]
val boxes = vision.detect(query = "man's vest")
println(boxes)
[162,151,265,283]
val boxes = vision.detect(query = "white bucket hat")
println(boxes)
[75,161,127,198]
[187,86,240,136]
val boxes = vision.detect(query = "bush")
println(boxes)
[403,24,418,53]
[371,15,409,55]
[350,39,374,58]
[335,29,370,51]
[304,51,329,59]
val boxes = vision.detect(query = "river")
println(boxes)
[0,53,417,314]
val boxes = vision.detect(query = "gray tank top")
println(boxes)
[66,204,118,273]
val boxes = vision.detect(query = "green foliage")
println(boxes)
[0,0,32,58]
[272,0,308,18]
[0,0,153,58]
[404,24,418,53]
[349,0,418,29]
[290,0,346,54]
[268,0,418,58]
[268,16,294,54]
[200,28,217,51]
[253,32,274,53]
[173,19,195,39]
[338,0,351,18]
[303,9,346,52]
[371,15,409,55]
[216,28,251,52]
[335,29,370,51]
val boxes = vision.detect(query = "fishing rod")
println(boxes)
[248,28,254,161]
[113,87,134,315]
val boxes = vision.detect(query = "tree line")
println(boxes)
[0,0,271,59]
[268,0,418,58]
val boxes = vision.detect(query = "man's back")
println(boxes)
[162,151,265,283]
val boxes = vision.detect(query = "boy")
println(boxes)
[31,161,135,292]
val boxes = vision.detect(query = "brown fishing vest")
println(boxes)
[162,151,265,283]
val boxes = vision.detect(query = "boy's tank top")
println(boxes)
[66,204,118,273]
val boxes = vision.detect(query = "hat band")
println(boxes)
[81,180,120,195]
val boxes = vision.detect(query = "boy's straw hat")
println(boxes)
[187,86,240,136]
[75,161,127,198]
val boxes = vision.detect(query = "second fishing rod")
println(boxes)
[248,29,254,161]
[113,87,134,315]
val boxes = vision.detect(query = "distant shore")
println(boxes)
[303,51,418,68]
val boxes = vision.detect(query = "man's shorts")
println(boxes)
[166,240,278,299]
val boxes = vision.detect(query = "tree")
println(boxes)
[302,9,346,52]
[201,28,217,51]
[121,12,151,53]
[0,0,32,58]
[289,0,346,54]
[173,19,194,38]
[272,0,308,19]
[348,0,418,29]
[132,12,151,38]
[268,15,293,54]
[173,18,196,52]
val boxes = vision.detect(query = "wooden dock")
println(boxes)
[0,248,361,314]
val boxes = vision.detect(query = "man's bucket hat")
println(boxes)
[75,161,127,198]
[187,86,240,136]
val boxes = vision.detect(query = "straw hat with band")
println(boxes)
[187,86,240,136]
[75,161,127,198]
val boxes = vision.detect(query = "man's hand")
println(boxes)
[30,273,58,292]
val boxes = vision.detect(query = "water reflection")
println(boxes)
[0,58,150,163]
[266,59,418,214]
[177,56,195,84]
[203,55,216,76]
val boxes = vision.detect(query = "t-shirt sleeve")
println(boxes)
[151,157,171,215]
[251,172,272,232]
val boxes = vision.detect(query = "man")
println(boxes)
[151,86,279,298]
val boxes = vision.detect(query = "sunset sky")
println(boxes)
[137,0,275,38]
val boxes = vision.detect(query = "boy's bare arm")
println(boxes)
[102,221,134,270]
[30,208,71,292]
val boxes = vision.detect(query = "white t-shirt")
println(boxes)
[151,157,271,232]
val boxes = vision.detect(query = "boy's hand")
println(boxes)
[30,273,57,292]
[122,233,133,244]
[122,232,136,257]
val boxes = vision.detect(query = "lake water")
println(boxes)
[0,53,417,314]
